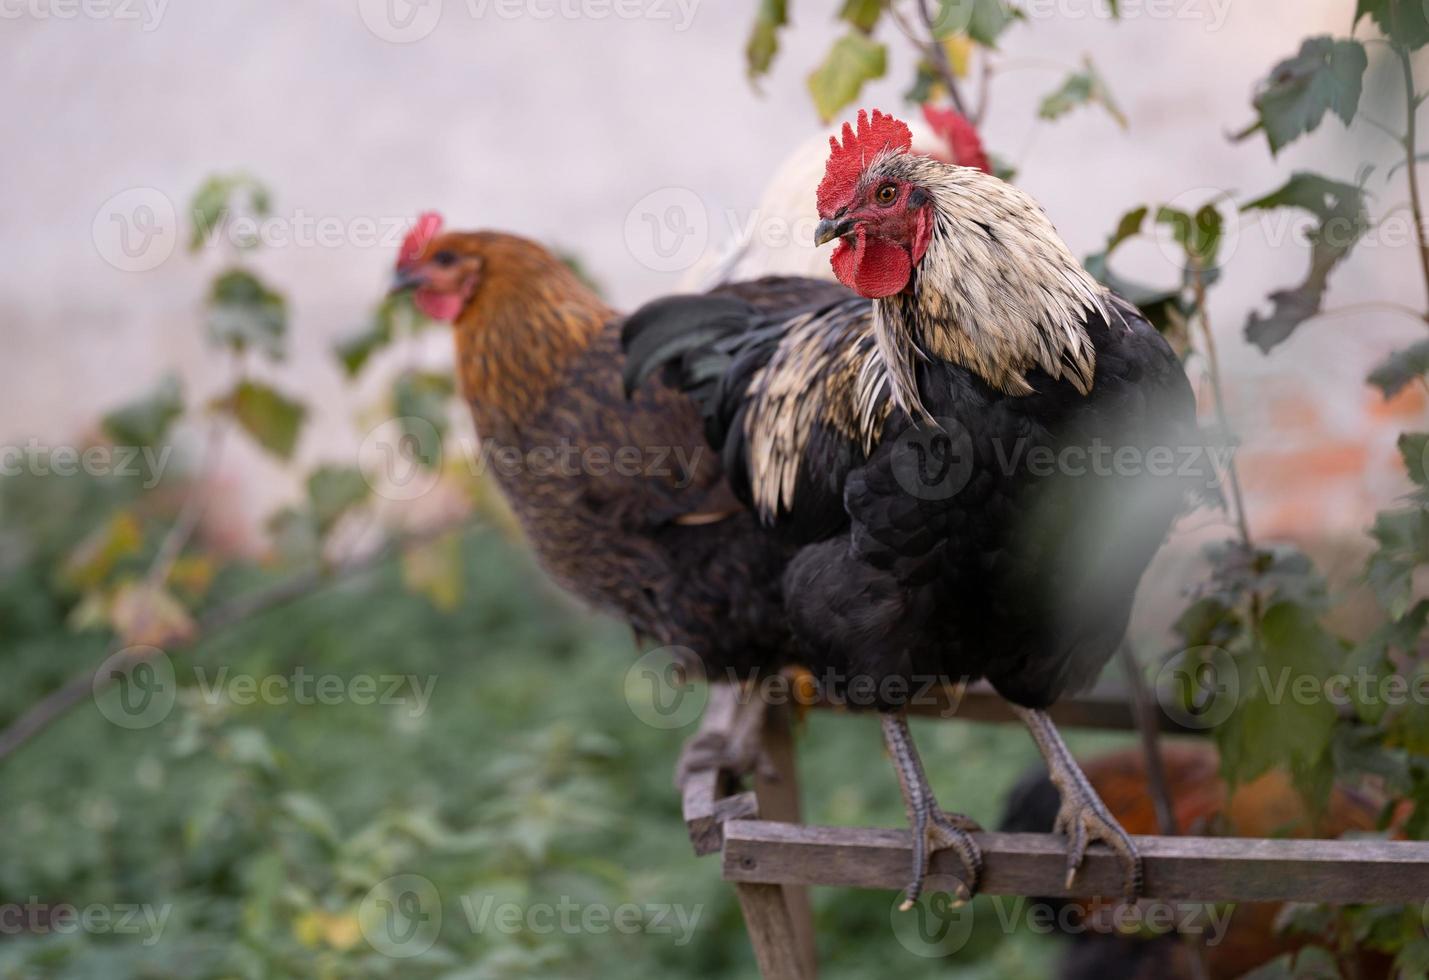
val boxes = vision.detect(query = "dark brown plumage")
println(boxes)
[393,229,799,679]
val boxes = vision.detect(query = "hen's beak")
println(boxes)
[814,217,855,247]
[389,267,425,295]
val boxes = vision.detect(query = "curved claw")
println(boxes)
[1056,795,1142,900]
[900,807,983,911]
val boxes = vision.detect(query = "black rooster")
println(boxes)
[623,109,1200,904]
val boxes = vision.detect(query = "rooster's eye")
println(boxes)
[875,184,898,206]
[432,250,458,267]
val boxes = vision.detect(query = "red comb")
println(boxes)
[921,104,991,174]
[398,211,443,270]
[816,109,913,216]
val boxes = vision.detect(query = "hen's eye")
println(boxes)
[432,250,458,267]
[875,184,898,205]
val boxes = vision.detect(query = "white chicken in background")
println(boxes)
[680,104,991,290]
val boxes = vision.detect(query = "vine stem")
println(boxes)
[889,0,972,119]
[1191,262,1254,551]
[1399,46,1429,316]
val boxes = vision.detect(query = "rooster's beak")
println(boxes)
[814,218,854,247]
[389,267,426,295]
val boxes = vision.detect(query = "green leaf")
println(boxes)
[905,60,939,105]
[1216,601,1339,799]
[1038,57,1127,128]
[1355,0,1429,50]
[1241,172,1369,352]
[808,31,888,122]
[1173,596,1242,650]
[1366,507,1429,618]
[1155,203,1224,267]
[839,0,882,32]
[62,512,144,591]
[102,373,183,447]
[1084,206,1192,341]
[1369,339,1429,398]
[306,465,370,535]
[746,0,788,83]
[1400,433,1429,486]
[402,532,464,611]
[930,0,1019,48]
[188,173,272,252]
[219,380,307,460]
[393,370,456,467]
[1236,37,1367,155]
[207,269,288,361]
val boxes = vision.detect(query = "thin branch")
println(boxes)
[1359,112,1405,144]
[0,518,476,765]
[144,414,229,591]
[1399,45,1429,315]
[1190,264,1255,551]
[972,49,994,125]
[1312,301,1429,324]
[889,0,970,119]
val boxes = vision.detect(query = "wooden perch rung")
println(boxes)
[674,683,1429,980]
[721,820,1429,905]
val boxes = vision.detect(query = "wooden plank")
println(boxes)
[809,680,1209,735]
[683,768,758,856]
[681,683,758,856]
[722,821,1429,904]
[735,882,814,980]
[755,703,817,979]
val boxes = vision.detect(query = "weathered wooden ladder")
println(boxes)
[679,681,1429,980]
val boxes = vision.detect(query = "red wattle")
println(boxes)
[830,228,912,299]
[415,286,464,322]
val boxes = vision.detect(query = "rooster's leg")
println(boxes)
[1011,703,1143,899]
[881,711,983,910]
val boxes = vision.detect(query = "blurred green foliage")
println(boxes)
[0,465,1120,979]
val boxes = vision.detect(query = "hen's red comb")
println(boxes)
[921,104,991,174]
[398,211,443,270]
[817,109,913,216]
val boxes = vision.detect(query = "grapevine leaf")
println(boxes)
[1039,57,1127,128]
[1234,38,1367,155]
[218,381,307,460]
[839,0,882,33]
[746,0,788,83]
[1355,0,1429,50]
[306,465,370,535]
[207,269,288,361]
[1368,339,1429,398]
[1241,172,1369,352]
[102,374,184,448]
[808,31,888,122]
